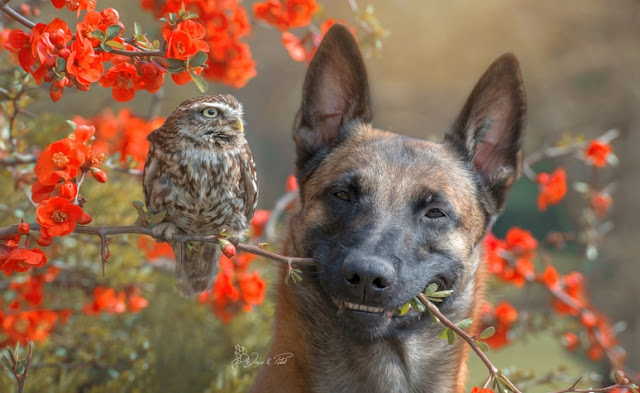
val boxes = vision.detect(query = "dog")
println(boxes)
[250,24,526,393]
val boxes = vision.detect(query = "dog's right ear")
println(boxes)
[293,24,371,181]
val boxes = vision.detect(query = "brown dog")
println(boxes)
[251,24,526,393]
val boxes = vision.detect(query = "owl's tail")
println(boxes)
[173,242,221,297]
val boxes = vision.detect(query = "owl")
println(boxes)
[142,95,258,296]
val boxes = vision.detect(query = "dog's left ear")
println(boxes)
[445,53,526,216]
[293,24,371,181]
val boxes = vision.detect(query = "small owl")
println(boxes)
[142,95,258,296]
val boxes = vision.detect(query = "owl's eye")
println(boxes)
[202,108,220,118]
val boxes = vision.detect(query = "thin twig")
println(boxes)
[0,223,316,266]
[0,154,38,167]
[0,3,35,29]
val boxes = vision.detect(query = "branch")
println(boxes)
[417,294,522,393]
[0,3,36,29]
[0,154,38,167]
[0,223,316,266]
[522,129,619,181]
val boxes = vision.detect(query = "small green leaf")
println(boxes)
[105,25,123,42]
[439,327,449,340]
[409,297,425,313]
[169,13,177,24]
[165,58,186,68]
[478,326,496,339]
[455,318,473,331]
[423,282,438,296]
[476,339,489,353]
[427,309,439,323]
[66,120,77,131]
[159,17,169,23]
[152,40,160,49]
[56,56,66,73]
[147,210,167,225]
[106,40,125,50]
[100,42,112,53]
[182,11,199,20]
[167,66,186,74]
[90,30,104,40]
[190,51,208,68]
[1,355,11,370]
[190,72,208,93]
[429,289,454,298]
[134,22,142,36]
[132,200,145,209]
[447,328,456,345]
[399,301,411,316]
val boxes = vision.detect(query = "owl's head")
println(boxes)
[168,94,245,144]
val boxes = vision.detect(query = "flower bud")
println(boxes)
[78,212,92,225]
[93,169,108,183]
[17,222,30,234]
[37,234,53,247]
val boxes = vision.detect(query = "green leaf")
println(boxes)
[169,13,177,24]
[165,58,186,68]
[190,72,208,93]
[423,282,438,296]
[132,200,145,209]
[455,318,473,331]
[152,40,160,49]
[66,120,77,131]
[90,29,104,40]
[439,327,449,340]
[100,42,112,53]
[409,297,425,313]
[429,289,454,298]
[106,40,125,50]
[427,309,439,323]
[476,339,489,353]
[56,56,66,73]
[446,328,456,345]
[159,17,169,23]
[190,51,208,68]
[1,355,11,370]
[134,22,142,36]
[478,326,496,339]
[105,25,123,42]
[147,210,167,225]
[399,301,411,316]
[182,11,199,20]
[167,66,186,74]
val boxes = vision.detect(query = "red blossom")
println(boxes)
[36,197,85,238]
[34,138,88,185]
[99,62,139,102]
[250,209,270,237]
[536,168,567,211]
[584,140,613,167]
[83,286,127,315]
[478,301,518,349]
[471,388,495,393]
[0,248,47,276]
[590,192,612,218]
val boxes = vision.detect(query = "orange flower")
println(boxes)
[282,31,307,62]
[552,272,586,315]
[0,248,47,276]
[99,62,139,102]
[31,180,56,203]
[479,301,518,349]
[563,331,580,351]
[539,265,560,290]
[3,29,36,71]
[83,286,127,315]
[127,293,149,313]
[590,192,612,218]
[505,227,538,259]
[285,173,299,192]
[250,209,270,237]
[238,271,266,305]
[36,197,85,238]
[584,140,612,167]
[135,61,165,93]
[254,0,317,30]
[471,388,495,393]
[536,168,567,211]
[66,32,104,87]
[285,0,318,28]
[34,138,87,185]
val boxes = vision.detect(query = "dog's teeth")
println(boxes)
[343,302,383,313]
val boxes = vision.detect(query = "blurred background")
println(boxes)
[2,0,640,391]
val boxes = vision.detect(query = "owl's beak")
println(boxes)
[234,117,244,133]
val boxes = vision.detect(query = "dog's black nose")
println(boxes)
[341,255,396,302]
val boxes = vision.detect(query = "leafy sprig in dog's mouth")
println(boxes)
[333,278,454,318]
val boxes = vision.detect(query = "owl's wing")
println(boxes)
[240,143,259,223]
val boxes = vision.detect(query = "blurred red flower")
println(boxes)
[536,168,567,211]
[584,140,612,167]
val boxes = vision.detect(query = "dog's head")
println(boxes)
[289,25,525,340]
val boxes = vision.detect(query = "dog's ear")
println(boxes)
[293,24,371,180]
[445,53,526,215]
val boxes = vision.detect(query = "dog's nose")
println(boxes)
[341,255,396,302]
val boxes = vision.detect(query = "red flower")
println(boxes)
[254,0,287,30]
[3,29,36,71]
[282,31,307,62]
[127,293,149,313]
[17,223,30,234]
[83,286,127,315]
[139,236,175,262]
[250,209,270,237]
[163,20,208,60]
[552,272,586,315]
[539,265,560,290]
[536,168,567,211]
[505,227,538,259]
[479,301,518,349]
[285,0,318,28]
[285,173,299,192]
[254,0,317,30]
[238,271,266,305]
[584,140,612,167]
[590,192,612,218]
[471,388,495,393]
[135,61,165,93]
[99,62,139,102]
[66,32,104,87]
[34,138,87,185]
[36,197,85,238]
[0,248,47,276]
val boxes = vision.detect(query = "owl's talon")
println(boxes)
[152,222,180,241]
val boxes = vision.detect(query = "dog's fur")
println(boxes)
[251,25,526,393]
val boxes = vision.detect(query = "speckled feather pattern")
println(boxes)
[142,95,258,296]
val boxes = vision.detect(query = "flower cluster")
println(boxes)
[198,253,266,323]
[32,124,103,245]
[0,233,47,276]
[485,227,538,287]
[74,108,165,169]
[1,3,209,102]
[477,301,518,349]
[536,167,567,211]
[83,286,148,315]
[0,267,72,346]
[141,0,255,87]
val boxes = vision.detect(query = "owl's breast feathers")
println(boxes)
[143,135,258,236]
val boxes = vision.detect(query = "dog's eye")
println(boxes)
[202,107,220,118]
[425,208,446,219]
[333,191,351,202]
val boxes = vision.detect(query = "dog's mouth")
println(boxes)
[332,276,451,320]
